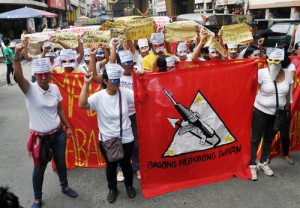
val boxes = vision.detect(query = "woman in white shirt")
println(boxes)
[78,65,136,204]
[250,48,293,181]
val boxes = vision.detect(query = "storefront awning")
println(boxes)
[0,7,58,19]
[32,8,58,18]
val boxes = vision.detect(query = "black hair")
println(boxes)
[189,43,196,52]
[243,46,259,58]
[281,51,291,68]
[157,55,168,72]
[295,42,300,51]
[4,38,11,46]
[0,187,20,208]
[201,46,209,54]
[101,69,108,89]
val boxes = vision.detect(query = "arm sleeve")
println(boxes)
[257,68,264,84]
[88,93,98,111]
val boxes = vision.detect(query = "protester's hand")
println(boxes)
[66,128,73,138]
[258,38,264,47]
[199,30,208,43]
[77,34,82,43]
[28,151,33,158]
[84,72,93,83]
[134,68,144,76]
[218,29,222,37]
[90,47,97,57]
[112,38,119,47]
[14,43,24,55]
[288,44,293,52]
[50,37,59,43]
[118,35,124,43]
[99,43,106,49]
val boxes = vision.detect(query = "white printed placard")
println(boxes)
[118,50,133,63]
[32,58,51,73]
[266,48,284,60]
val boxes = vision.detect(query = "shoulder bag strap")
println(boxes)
[273,81,279,109]
[119,89,122,138]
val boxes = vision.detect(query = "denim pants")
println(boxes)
[280,111,291,156]
[129,114,140,172]
[99,141,134,190]
[250,107,278,165]
[32,127,68,200]
[6,63,13,84]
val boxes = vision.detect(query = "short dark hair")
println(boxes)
[4,38,11,46]
[201,46,209,54]
[295,42,300,51]
[157,55,168,72]
[243,46,259,58]
[102,69,108,89]
[281,51,291,69]
[0,187,20,208]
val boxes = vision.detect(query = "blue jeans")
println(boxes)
[32,127,68,200]
[250,108,278,165]
[129,114,140,172]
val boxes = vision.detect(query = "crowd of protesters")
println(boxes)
[1,19,299,207]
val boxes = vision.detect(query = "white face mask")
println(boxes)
[156,46,164,53]
[269,63,282,81]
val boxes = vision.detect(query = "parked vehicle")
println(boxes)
[260,20,300,50]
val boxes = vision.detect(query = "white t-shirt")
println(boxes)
[25,82,62,133]
[284,63,296,103]
[88,88,134,143]
[133,52,143,71]
[254,68,294,115]
[78,62,89,73]
[96,61,105,74]
[120,75,135,116]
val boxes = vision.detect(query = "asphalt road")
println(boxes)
[0,62,300,208]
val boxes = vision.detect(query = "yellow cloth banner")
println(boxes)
[221,23,253,44]
[205,36,227,58]
[165,21,197,42]
[82,30,111,48]
[101,21,126,39]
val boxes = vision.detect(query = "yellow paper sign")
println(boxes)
[221,23,253,44]
[101,21,126,39]
[125,18,154,40]
[165,21,197,42]
[82,30,111,48]
[26,34,49,55]
[51,32,78,48]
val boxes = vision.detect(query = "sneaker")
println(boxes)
[126,186,136,199]
[249,165,257,181]
[107,189,118,203]
[284,156,295,165]
[136,170,141,180]
[117,170,124,182]
[8,83,13,86]
[257,161,274,176]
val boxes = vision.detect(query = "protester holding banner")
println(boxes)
[142,32,172,72]
[78,65,136,203]
[53,49,82,73]
[127,38,150,72]
[279,52,296,165]
[13,44,78,208]
[95,44,109,74]
[250,47,294,181]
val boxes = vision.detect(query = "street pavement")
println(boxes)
[0,62,300,208]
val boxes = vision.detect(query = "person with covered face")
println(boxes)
[142,32,172,72]
[249,47,293,181]
[95,44,109,74]
[175,42,191,61]
[128,38,150,72]
[13,44,78,208]
[53,49,82,73]
[226,43,239,59]
[78,64,136,203]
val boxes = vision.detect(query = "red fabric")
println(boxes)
[51,73,106,169]
[47,0,66,10]
[133,59,258,198]
[27,131,41,169]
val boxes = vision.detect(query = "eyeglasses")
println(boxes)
[110,78,120,84]
[267,58,282,64]
[153,43,164,48]
[122,61,133,66]
[34,72,51,79]
[228,48,237,52]
[62,59,75,63]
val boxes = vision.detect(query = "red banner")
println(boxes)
[133,59,258,198]
[51,73,105,169]
[269,56,300,157]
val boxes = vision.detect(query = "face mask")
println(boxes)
[269,63,282,81]
[61,59,76,68]
[156,46,164,53]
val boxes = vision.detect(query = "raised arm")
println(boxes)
[89,46,102,84]
[110,38,119,64]
[99,43,109,67]
[78,73,93,109]
[289,25,298,51]
[76,35,84,64]
[257,38,265,58]
[13,44,30,94]
[127,39,136,55]
[191,30,207,61]
[22,39,33,61]
[50,37,71,49]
